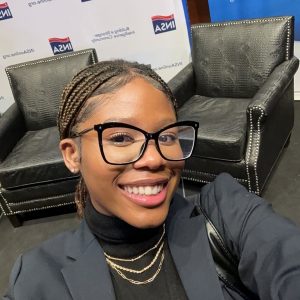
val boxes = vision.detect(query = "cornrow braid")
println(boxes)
[57,59,177,217]
[74,177,88,218]
[58,64,127,139]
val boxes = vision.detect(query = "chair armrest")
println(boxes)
[0,103,26,162]
[249,56,299,116]
[168,63,196,108]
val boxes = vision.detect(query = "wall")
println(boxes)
[0,0,191,114]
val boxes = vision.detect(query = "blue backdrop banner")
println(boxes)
[208,0,300,40]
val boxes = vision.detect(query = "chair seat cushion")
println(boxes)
[0,126,74,189]
[178,95,253,161]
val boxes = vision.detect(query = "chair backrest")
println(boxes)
[5,49,98,131]
[191,16,294,98]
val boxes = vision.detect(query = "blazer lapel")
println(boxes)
[167,195,225,300]
[61,221,116,300]
[60,196,224,300]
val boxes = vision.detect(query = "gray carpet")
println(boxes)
[0,102,299,296]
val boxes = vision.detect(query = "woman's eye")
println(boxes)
[108,133,134,145]
[159,134,177,144]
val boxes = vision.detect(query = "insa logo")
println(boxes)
[0,2,13,21]
[152,14,176,34]
[49,37,73,55]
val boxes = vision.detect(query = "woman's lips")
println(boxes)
[119,182,168,208]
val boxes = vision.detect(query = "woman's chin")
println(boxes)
[124,207,169,229]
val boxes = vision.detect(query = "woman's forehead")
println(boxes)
[78,77,176,128]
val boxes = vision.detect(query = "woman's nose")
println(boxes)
[133,142,165,169]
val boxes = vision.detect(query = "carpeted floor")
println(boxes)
[0,102,299,296]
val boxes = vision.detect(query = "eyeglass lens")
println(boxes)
[101,125,195,164]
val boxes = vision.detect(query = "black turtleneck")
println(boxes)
[84,199,187,300]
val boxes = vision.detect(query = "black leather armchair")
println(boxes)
[0,49,98,226]
[169,16,299,194]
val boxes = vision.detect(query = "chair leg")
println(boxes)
[7,214,23,227]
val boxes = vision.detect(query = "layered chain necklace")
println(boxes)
[104,224,166,285]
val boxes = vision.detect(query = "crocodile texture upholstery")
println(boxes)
[169,16,299,194]
[0,49,98,227]
[192,18,293,98]
[6,52,96,131]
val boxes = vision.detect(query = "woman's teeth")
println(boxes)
[123,184,163,195]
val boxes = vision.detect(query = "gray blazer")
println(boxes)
[4,173,300,299]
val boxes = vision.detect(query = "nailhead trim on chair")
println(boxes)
[253,107,264,194]
[7,192,75,206]
[192,17,291,62]
[245,110,254,192]
[0,200,6,215]
[246,107,264,194]
[286,19,291,61]
[182,169,248,184]
[5,201,76,216]
[0,185,75,215]
[5,49,97,88]
[0,184,13,214]
[182,175,210,184]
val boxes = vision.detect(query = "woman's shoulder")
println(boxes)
[195,173,271,252]
[172,173,264,221]
[19,227,77,270]
[12,221,91,278]
[4,227,79,299]
[200,172,267,214]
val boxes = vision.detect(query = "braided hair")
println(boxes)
[58,59,177,217]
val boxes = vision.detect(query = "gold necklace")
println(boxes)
[106,241,164,274]
[108,251,165,285]
[103,224,166,285]
[103,224,165,262]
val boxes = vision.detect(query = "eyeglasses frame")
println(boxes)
[71,120,199,165]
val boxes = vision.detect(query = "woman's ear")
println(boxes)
[59,138,81,174]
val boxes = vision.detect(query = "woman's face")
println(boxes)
[62,77,184,228]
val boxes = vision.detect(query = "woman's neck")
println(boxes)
[84,199,164,257]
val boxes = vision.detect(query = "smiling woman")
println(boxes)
[57,61,189,228]
[3,60,300,300]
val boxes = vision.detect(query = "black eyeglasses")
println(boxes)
[71,121,199,165]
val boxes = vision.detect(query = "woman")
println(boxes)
[4,60,300,299]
